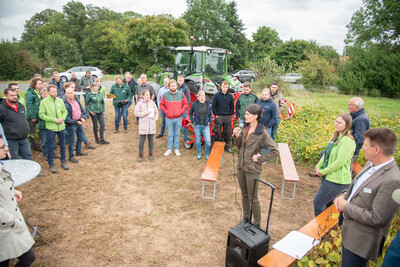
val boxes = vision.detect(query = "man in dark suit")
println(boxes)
[334,128,400,267]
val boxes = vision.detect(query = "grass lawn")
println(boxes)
[285,90,400,117]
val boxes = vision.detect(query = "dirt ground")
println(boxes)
[16,100,321,266]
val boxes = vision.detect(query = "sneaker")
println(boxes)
[76,151,88,156]
[69,156,79,163]
[124,128,128,133]
[156,134,163,139]
[205,154,209,160]
[95,139,101,144]
[61,162,69,170]
[164,149,172,156]
[114,128,119,133]
[85,141,96,149]
[49,166,57,174]
[174,149,181,156]
[100,139,110,144]
[197,153,202,160]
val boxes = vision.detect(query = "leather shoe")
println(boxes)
[76,151,88,156]
[60,162,69,170]
[156,134,163,138]
[69,156,79,163]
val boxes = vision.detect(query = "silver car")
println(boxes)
[281,73,302,83]
[58,66,104,82]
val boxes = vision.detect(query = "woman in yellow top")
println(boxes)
[313,113,356,216]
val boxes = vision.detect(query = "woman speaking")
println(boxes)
[233,104,278,227]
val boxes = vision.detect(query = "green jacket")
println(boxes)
[85,91,105,114]
[18,95,25,107]
[316,135,356,185]
[25,87,41,119]
[110,83,131,107]
[38,96,68,132]
[99,85,106,99]
[236,93,258,121]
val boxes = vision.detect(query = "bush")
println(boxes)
[146,65,162,81]
[0,40,43,80]
[296,53,338,90]
[251,56,288,95]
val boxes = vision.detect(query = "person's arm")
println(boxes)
[212,95,218,117]
[278,95,286,114]
[208,102,213,124]
[85,94,92,113]
[152,101,159,121]
[78,78,86,91]
[235,96,241,119]
[150,87,156,101]
[134,102,148,118]
[233,127,243,148]
[229,94,235,117]
[343,178,400,227]
[353,119,368,153]
[268,103,277,129]
[39,101,57,123]
[25,91,34,119]
[320,137,356,176]
[259,133,279,163]
[160,95,167,115]
[181,94,189,116]
[0,122,8,147]
[189,102,195,124]
[126,85,132,102]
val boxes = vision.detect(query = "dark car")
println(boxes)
[231,70,258,82]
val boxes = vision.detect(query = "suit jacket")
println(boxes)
[342,160,400,260]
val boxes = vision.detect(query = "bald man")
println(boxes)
[347,97,370,161]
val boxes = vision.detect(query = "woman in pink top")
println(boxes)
[134,90,159,162]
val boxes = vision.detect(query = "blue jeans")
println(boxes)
[159,110,166,136]
[114,104,129,129]
[342,245,368,267]
[182,111,189,140]
[67,124,84,157]
[39,129,47,157]
[82,93,90,116]
[270,117,280,141]
[263,127,272,155]
[193,124,211,155]
[313,178,349,216]
[7,139,32,160]
[166,117,182,150]
[46,129,66,166]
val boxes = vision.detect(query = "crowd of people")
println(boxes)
[0,70,399,266]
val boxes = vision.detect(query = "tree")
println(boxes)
[183,0,234,49]
[126,15,189,71]
[346,0,400,47]
[21,9,60,42]
[248,26,282,62]
[272,39,320,69]
[82,20,132,74]
[62,0,88,54]
[296,53,338,90]
[225,1,248,69]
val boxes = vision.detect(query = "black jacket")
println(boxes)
[212,91,234,116]
[0,101,29,140]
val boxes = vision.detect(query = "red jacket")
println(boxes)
[160,90,188,119]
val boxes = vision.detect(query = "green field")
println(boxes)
[285,90,400,117]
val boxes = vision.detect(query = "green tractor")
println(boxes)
[151,45,243,98]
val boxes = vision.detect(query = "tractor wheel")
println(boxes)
[184,139,193,149]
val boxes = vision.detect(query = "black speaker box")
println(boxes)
[226,179,275,267]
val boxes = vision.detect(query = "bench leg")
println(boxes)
[25,218,44,239]
[201,180,217,200]
[281,180,297,200]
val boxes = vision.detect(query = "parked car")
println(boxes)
[58,66,104,82]
[281,73,302,83]
[230,70,258,82]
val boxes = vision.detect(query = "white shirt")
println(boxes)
[347,158,394,202]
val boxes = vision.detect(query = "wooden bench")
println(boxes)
[201,141,225,199]
[276,143,300,200]
[258,204,340,267]
[352,161,363,175]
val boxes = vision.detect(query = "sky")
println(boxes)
[0,0,363,54]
